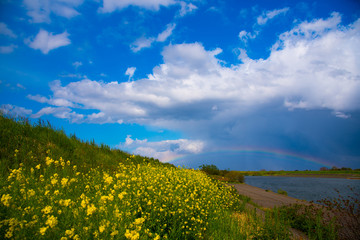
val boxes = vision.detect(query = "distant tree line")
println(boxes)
[320,166,357,171]
[199,164,244,183]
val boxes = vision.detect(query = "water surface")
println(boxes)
[245,176,360,203]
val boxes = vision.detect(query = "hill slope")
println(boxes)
[0,115,294,239]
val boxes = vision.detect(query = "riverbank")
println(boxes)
[230,183,360,240]
[229,183,308,208]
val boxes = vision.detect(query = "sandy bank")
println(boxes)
[229,183,308,208]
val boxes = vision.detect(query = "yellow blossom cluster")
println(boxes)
[0,153,243,239]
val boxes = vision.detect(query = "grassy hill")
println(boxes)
[0,115,168,176]
[0,114,343,239]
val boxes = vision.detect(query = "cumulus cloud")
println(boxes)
[0,23,17,38]
[257,7,289,25]
[99,0,176,13]
[23,0,84,23]
[28,13,360,156]
[119,135,205,162]
[26,29,71,54]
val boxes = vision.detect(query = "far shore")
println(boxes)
[245,174,360,179]
[235,170,360,179]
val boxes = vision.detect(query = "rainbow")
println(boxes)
[171,147,333,168]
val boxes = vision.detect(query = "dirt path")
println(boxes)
[229,183,308,208]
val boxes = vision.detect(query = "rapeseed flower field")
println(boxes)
[0,152,248,239]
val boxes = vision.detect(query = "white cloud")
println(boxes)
[257,7,289,25]
[31,107,84,122]
[72,61,83,69]
[30,13,360,129]
[0,104,32,116]
[23,0,84,23]
[178,2,198,17]
[125,67,136,80]
[26,29,71,54]
[16,83,26,89]
[99,0,176,13]
[59,73,87,79]
[119,135,205,162]
[27,94,75,107]
[156,23,176,42]
[0,23,17,38]
[0,44,17,54]
[130,37,155,52]
[238,30,257,43]
[333,111,351,119]
[131,23,176,52]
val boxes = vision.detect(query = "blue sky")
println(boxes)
[1,0,360,170]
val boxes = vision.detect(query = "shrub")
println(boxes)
[224,172,245,183]
[277,189,288,196]
[199,164,220,175]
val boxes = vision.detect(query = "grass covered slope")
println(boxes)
[0,115,292,239]
[0,115,167,175]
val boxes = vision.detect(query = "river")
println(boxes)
[245,176,360,203]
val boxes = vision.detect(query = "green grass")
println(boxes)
[0,114,298,239]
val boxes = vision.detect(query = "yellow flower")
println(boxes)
[99,225,106,233]
[111,230,119,236]
[59,199,72,207]
[65,228,75,238]
[5,229,13,238]
[103,173,113,185]
[134,217,145,225]
[81,200,87,208]
[118,191,127,200]
[41,206,52,214]
[40,226,48,235]
[27,189,36,197]
[45,157,54,166]
[87,204,97,216]
[51,178,58,185]
[61,178,68,187]
[125,229,140,240]
[45,215,58,228]
[1,194,12,207]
